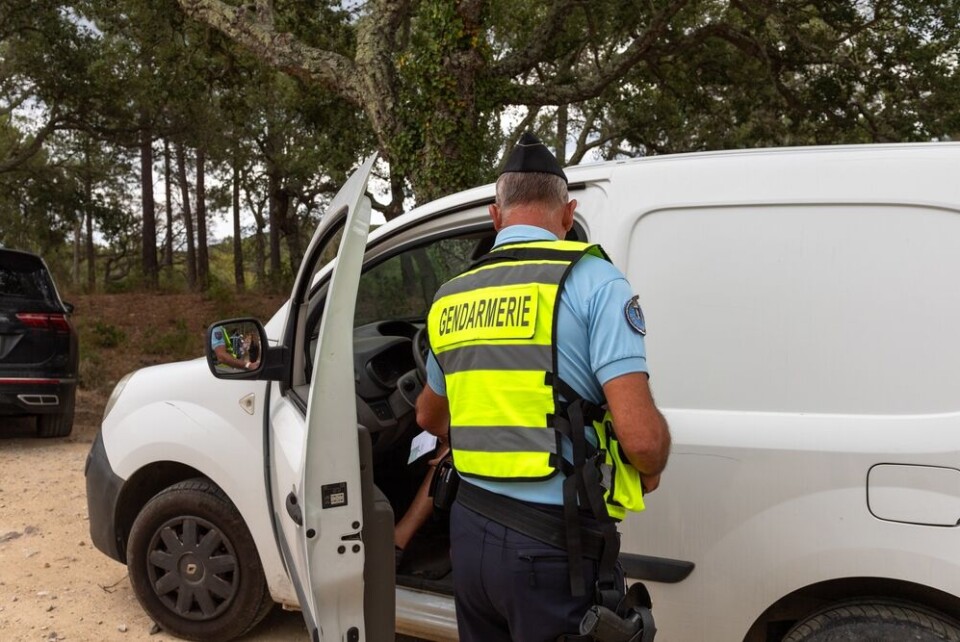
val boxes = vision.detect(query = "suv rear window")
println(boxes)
[0,251,58,303]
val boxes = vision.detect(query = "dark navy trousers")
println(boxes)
[450,500,615,642]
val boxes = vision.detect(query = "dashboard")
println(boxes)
[350,320,422,460]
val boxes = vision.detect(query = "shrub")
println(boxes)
[91,321,126,348]
[142,318,195,360]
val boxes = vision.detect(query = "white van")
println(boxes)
[86,144,960,642]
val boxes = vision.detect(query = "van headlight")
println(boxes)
[102,372,134,422]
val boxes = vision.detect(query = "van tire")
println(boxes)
[783,599,960,642]
[36,388,74,438]
[127,479,273,641]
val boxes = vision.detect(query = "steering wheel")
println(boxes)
[412,326,430,383]
[396,326,430,409]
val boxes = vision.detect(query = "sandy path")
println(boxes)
[0,418,307,642]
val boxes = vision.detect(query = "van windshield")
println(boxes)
[354,235,489,327]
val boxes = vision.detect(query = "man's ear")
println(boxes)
[489,204,504,231]
[561,198,577,233]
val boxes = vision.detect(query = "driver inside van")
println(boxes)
[393,434,450,570]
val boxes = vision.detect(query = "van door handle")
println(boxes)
[285,491,303,526]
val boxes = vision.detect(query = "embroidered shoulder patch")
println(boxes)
[624,295,646,335]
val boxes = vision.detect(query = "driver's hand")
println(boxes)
[429,434,451,466]
[429,446,451,466]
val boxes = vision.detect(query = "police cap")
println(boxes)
[500,132,567,183]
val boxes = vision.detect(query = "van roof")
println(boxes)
[373,142,960,239]
[571,140,960,170]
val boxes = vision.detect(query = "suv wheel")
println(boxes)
[36,388,75,438]
[127,479,273,641]
[784,599,960,642]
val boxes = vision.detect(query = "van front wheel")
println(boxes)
[783,599,960,642]
[127,479,273,641]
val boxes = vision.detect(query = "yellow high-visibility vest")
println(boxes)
[427,239,644,518]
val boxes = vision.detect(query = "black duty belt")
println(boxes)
[456,481,607,560]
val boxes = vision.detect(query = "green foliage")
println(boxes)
[5,0,960,290]
[203,274,237,318]
[392,0,500,201]
[595,0,960,156]
[91,321,127,348]
[142,318,193,360]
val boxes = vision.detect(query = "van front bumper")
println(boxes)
[84,431,125,563]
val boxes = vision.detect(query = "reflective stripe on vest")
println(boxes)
[219,326,238,359]
[427,240,606,481]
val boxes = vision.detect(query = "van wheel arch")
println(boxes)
[783,599,960,641]
[744,578,960,642]
[115,462,208,560]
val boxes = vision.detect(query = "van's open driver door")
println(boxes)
[280,155,380,640]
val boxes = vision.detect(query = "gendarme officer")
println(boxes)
[416,132,671,641]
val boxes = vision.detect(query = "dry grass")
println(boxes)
[69,291,285,440]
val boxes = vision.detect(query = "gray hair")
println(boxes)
[495,172,569,212]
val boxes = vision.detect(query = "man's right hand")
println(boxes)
[640,472,661,494]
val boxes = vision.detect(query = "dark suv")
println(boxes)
[0,248,78,437]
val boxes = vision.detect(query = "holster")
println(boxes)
[428,457,459,511]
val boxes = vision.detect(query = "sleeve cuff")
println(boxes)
[426,353,447,396]
[596,356,648,387]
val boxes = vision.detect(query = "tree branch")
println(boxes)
[177,0,363,105]
[495,108,541,174]
[493,0,586,77]
[0,106,63,174]
[351,0,415,150]
[501,0,691,106]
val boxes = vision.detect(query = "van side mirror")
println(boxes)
[206,318,271,379]
[63,301,75,314]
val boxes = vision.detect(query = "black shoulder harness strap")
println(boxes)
[553,376,623,610]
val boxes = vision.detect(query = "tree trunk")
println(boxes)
[85,206,95,292]
[163,139,174,269]
[254,216,266,286]
[140,120,158,289]
[267,169,282,287]
[556,104,568,166]
[279,193,301,277]
[196,146,209,290]
[247,193,267,286]
[176,142,197,290]
[232,158,245,291]
[72,216,81,286]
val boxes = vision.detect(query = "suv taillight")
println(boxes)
[16,313,71,333]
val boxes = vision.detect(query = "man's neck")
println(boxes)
[501,212,564,238]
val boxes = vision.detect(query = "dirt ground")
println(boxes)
[0,410,309,641]
[0,293,411,641]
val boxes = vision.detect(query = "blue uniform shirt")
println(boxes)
[210,326,227,351]
[426,225,648,504]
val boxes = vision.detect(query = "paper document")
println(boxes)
[408,431,438,464]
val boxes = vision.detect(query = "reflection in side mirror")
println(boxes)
[206,318,267,379]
